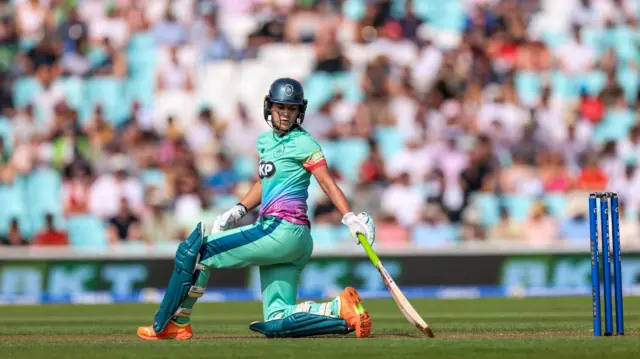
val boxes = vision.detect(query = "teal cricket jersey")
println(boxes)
[256,127,326,227]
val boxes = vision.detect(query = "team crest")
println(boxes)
[284,84,294,96]
[273,143,285,158]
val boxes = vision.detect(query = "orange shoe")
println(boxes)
[338,287,372,338]
[137,321,193,340]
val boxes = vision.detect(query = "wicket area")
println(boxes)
[589,192,624,336]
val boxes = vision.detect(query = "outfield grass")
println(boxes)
[0,297,638,358]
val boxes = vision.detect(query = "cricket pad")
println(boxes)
[249,312,353,338]
[153,222,204,333]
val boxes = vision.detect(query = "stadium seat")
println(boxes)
[152,90,199,133]
[0,116,14,152]
[140,168,166,187]
[197,61,239,119]
[310,224,341,248]
[25,167,63,218]
[233,155,257,180]
[0,178,27,236]
[612,26,635,63]
[579,70,606,96]
[317,139,341,169]
[504,195,535,223]
[214,194,241,210]
[335,137,370,182]
[67,215,108,249]
[471,193,501,227]
[544,193,567,219]
[82,77,125,126]
[551,71,578,100]
[391,0,407,18]
[560,218,590,244]
[616,67,639,105]
[332,71,364,103]
[412,223,458,246]
[59,76,85,110]
[12,77,42,109]
[514,71,542,107]
[375,127,405,162]
[304,72,335,112]
[593,108,635,144]
[342,0,366,20]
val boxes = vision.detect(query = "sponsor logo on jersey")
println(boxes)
[259,161,276,179]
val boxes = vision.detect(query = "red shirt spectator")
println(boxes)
[32,214,69,246]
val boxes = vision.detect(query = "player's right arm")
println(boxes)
[239,180,262,212]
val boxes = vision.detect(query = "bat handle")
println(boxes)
[357,233,380,267]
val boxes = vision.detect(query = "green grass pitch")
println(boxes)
[1,297,639,358]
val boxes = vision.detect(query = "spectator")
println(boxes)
[358,138,386,184]
[197,14,234,62]
[153,7,187,47]
[3,0,640,248]
[157,46,194,91]
[375,212,410,248]
[63,162,92,216]
[413,205,457,246]
[576,154,608,191]
[141,192,180,244]
[89,155,144,218]
[380,172,424,227]
[523,202,559,245]
[204,153,239,195]
[1,218,27,246]
[16,0,46,44]
[107,197,141,244]
[488,207,525,241]
[31,214,69,246]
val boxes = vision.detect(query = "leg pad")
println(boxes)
[249,312,352,338]
[153,223,204,333]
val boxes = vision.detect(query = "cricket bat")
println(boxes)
[357,233,435,338]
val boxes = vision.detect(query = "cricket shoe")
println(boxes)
[338,287,372,338]
[137,321,193,340]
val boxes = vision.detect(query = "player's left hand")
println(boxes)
[342,212,375,246]
[213,204,248,232]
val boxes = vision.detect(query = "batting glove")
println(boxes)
[342,212,375,246]
[213,203,248,232]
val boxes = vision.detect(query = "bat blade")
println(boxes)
[377,261,435,338]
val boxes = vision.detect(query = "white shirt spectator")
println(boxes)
[184,119,214,152]
[90,12,130,49]
[158,60,190,90]
[411,43,443,93]
[387,143,433,184]
[174,193,202,225]
[88,174,144,218]
[390,94,418,140]
[381,180,425,227]
[33,81,65,129]
[609,167,640,213]
[477,101,527,141]
[16,0,46,39]
[556,36,596,74]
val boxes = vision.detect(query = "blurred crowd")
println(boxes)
[1,0,640,249]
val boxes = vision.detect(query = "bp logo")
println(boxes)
[259,161,276,179]
[284,84,294,96]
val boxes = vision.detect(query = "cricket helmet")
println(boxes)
[263,78,308,128]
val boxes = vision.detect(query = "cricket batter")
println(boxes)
[137,78,376,339]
